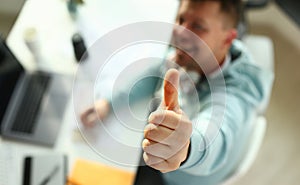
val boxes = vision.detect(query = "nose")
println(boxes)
[173,24,193,46]
[174,23,190,37]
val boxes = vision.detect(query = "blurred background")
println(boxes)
[0,0,24,38]
[234,2,300,185]
[1,0,299,185]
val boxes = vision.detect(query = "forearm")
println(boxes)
[178,94,255,176]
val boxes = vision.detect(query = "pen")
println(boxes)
[39,165,59,185]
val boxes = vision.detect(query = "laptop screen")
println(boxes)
[0,39,24,125]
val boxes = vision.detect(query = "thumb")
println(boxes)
[163,68,180,111]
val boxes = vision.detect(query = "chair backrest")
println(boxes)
[242,35,274,114]
[221,116,267,185]
[221,34,274,185]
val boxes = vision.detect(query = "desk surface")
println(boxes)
[2,0,179,184]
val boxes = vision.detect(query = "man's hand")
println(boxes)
[143,69,193,173]
[80,99,110,127]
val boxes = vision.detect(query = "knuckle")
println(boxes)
[168,161,180,171]
[179,119,193,135]
[169,136,187,153]
[142,139,150,150]
[158,146,172,159]
[166,110,177,119]
[143,152,151,165]
[165,110,173,117]
[164,81,175,94]
[171,131,186,145]
[143,145,152,154]
[149,111,164,124]
[144,124,157,138]
[177,135,187,145]
[165,151,176,160]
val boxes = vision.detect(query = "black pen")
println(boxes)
[39,165,60,185]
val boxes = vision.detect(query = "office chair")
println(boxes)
[221,35,274,185]
[221,1,274,184]
[220,117,267,184]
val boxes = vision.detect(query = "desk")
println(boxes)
[2,0,179,184]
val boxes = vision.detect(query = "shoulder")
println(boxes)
[230,39,256,66]
[225,39,266,78]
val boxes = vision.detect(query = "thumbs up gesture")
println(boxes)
[143,69,193,173]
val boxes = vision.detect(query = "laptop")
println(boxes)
[0,38,72,146]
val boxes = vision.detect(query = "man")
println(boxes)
[81,0,273,184]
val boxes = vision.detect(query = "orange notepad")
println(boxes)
[67,159,135,185]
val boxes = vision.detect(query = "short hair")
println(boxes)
[180,0,243,28]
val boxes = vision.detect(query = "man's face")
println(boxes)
[173,1,236,74]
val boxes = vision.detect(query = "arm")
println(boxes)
[179,56,274,176]
[80,99,110,127]
[80,61,162,127]
[143,48,274,175]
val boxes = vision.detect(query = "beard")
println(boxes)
[175,49,203,74]
[174,48,219,76]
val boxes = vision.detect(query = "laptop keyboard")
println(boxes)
[11,73,51,134]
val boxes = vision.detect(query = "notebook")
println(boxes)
[22,154,68,185]
[67,159,135,185]
[0,145,17,185]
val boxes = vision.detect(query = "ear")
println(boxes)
[224,29,237,47]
